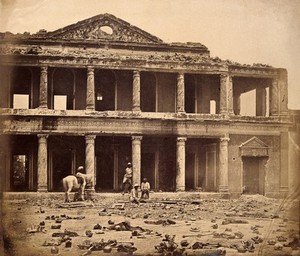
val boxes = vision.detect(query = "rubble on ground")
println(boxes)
[2,194,299,255]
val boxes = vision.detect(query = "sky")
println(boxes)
[1,0,299,109]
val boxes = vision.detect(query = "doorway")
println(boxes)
[185,153,196,190]
[96,150,114,191]
[51,150,72,191]
[206,144,217,191]
[243,157,265,194]
[11,155,29,191]
[141,153,156,190]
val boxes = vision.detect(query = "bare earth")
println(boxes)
[1,193,299,256]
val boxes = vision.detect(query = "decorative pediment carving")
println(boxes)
[240,137,269,157]
[45,13,162,44]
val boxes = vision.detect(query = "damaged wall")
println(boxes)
[228,134,281,197]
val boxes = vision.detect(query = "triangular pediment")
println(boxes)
[45,13,163,44]
[239,137,269,157]
[240,137,269,149]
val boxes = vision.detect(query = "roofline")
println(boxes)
[0,37,210,54]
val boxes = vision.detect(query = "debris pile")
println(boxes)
[77,239,137,254]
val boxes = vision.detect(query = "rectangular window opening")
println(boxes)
[240,89,256,116]
[54,95,67,110]
[13,94,29,109]
[210,100,216,114]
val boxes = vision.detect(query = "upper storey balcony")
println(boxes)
[0,65,289,122]
[0,13,290,128]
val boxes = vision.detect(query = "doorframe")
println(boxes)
[241,156,266,195]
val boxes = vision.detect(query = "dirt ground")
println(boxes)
[1,192,299,256]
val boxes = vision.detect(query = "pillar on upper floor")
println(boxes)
[132,70,141,112]
[233,93,241,115]
[278,69,288,116]
[37,134,48,192]
[220,74,233,115]
[270,78,279,116]
[256,87,267,116]
[218,135,229,193]
[86,67,95,110]
[176,137,186,191]
[132,136,142,186]
[176,73,185,113]
[39,66,48,108]
[85,135,96,191]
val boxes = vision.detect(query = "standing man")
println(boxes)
[141,178,150,199]
[122,162,133,194]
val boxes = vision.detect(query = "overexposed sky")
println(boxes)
[1,0,299,109]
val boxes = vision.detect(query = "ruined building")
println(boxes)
[0,14,296,197]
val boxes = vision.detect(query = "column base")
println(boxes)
[84,188,95,200]
[38,105,48,109]
[37,187,48,192]
[218,186,229,193]
[176,187,185,192]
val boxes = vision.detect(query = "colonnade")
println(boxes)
[37,66,289,116]
[37,133,230,193]
[35,66,288,193]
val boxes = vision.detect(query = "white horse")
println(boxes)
[62,172,94,202]
[62,175,84,202]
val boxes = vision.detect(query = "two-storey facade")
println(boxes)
[0,14,292,197]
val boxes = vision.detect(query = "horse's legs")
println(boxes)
[65,188,72,202]
[78,185,85,201]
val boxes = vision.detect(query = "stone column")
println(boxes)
[37,134,48,192]
[220,74,233,115]
[278,69,288,116]
[176,73,185,113]
[256,87,267,116]
[85,135,96,191]
[218,136,229,192]
[270,78,279,116]
[176,137,187,191]
[86,67,95,110]
[39,66,48,108]
[233,94,241,115]
[280,132,289,194]
[132,136,142,186]
[132,70,141,112]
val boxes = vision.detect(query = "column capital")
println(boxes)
[133,70,140,77]
[220,135,230,143]
[37,134,49,141]
[132,136,143,141]
[87,66,94,72]
[220,73,231,79]
[85,134,96,142]
[41,66,48,72]
[177,137,187,143]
